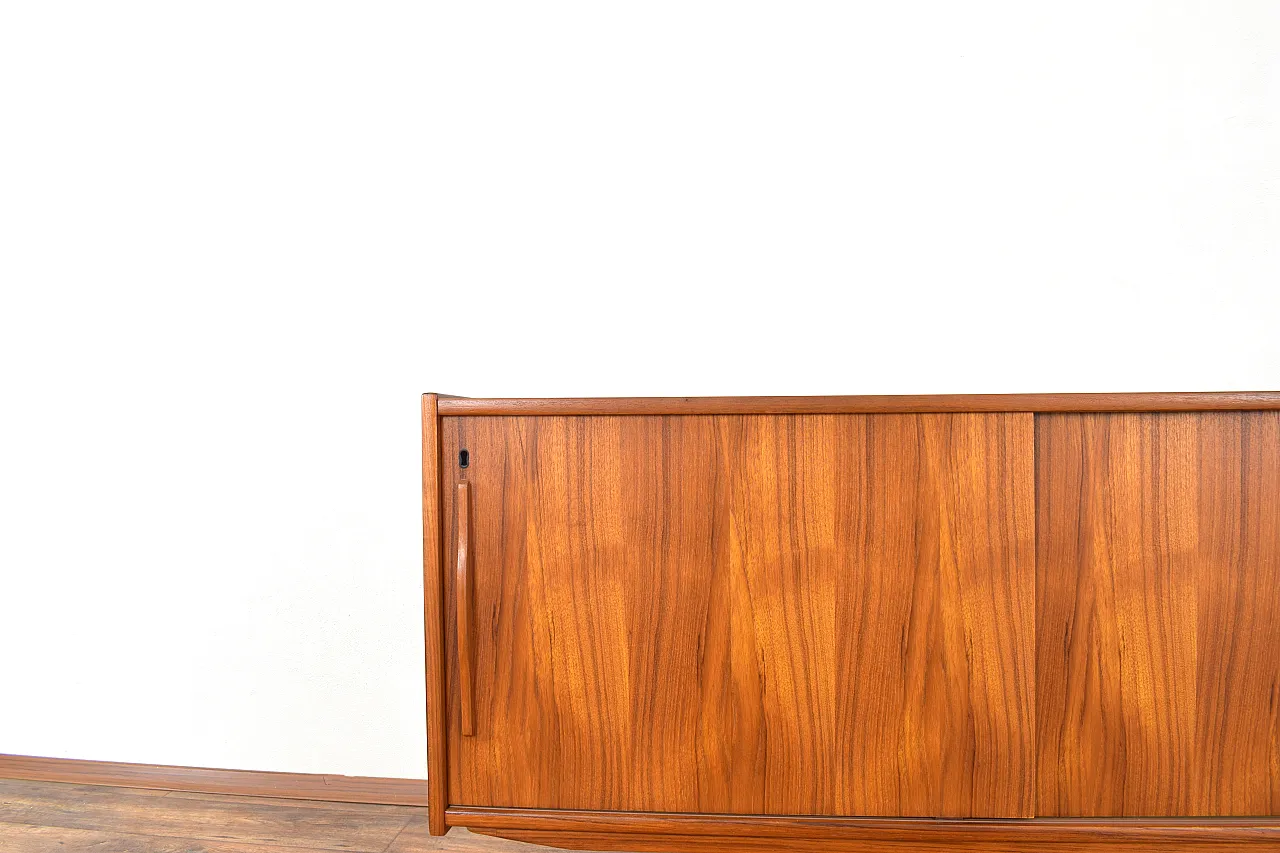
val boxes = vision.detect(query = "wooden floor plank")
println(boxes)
[0,820,348,853]
[0,779,411,852]
[0,778,607,852]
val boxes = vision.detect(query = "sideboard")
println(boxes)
[421,393,1280,851]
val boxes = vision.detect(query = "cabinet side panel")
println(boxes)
[421,394,447,833]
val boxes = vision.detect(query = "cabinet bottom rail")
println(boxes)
[446,807,1280,851]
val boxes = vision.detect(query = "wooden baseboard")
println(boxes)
[0,753,428,807]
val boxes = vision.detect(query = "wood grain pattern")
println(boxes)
[0,779,413,851]
[0,753,427,806]
[450,806,1280,851]
[441,413,1035,817]
[436,391,1280,416]
[1036,412,1280,816]
[470,827,1280,852]
[0,823,348,853]
[7,777,1280,853]
[833,414,1035,817]
[422,393,448,833]
[1194,413,1280,815]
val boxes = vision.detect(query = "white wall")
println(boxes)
[1,2,1276,780]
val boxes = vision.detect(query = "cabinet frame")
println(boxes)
[422,392,1280,850]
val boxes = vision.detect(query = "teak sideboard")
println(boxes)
[421,393,1280,851]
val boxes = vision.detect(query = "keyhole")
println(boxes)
[459,449,469,468]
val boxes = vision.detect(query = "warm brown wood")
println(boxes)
[456,480,476,737]
[1036,412,1280,816]
[448,804,1280,838]
[0,779,415,851]
[476,828,1280,852]
[441,413,1035,817]
[1194,412,1280,816]
[7,778,1280,853]
[422,396,1280,844]
[437,391,1280,416]
[0,779,590,853]
[0,823,342,853]
[450,806,1280,850]
[422,393,449,833]
[0,754,426,806]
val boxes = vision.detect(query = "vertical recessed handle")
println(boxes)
[455,481,475,736]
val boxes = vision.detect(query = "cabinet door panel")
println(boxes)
[1036,412,1280,816]
[442,414,1034,817]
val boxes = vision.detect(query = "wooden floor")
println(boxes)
[0,778,599,853]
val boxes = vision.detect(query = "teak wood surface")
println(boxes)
[450,806,1280,851]
[437,391,1280,416]
[422,393,448,833]
[441,413,1035,817]
[1036,412,1280,816]
[423,393,1280,850]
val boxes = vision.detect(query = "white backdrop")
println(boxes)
[1,3,1276,779]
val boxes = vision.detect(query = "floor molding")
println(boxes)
[0,753,427,807]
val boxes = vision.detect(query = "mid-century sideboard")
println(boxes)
[421,393,1280,851]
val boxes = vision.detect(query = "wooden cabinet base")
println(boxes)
[451,808,1280,852]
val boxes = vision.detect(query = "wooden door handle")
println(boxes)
[455,481,475,736]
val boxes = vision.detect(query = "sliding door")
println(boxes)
[442,413,1035,817]
[1037,412,1280,816]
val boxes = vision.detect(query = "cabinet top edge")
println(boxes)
[431,392,1280,416]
